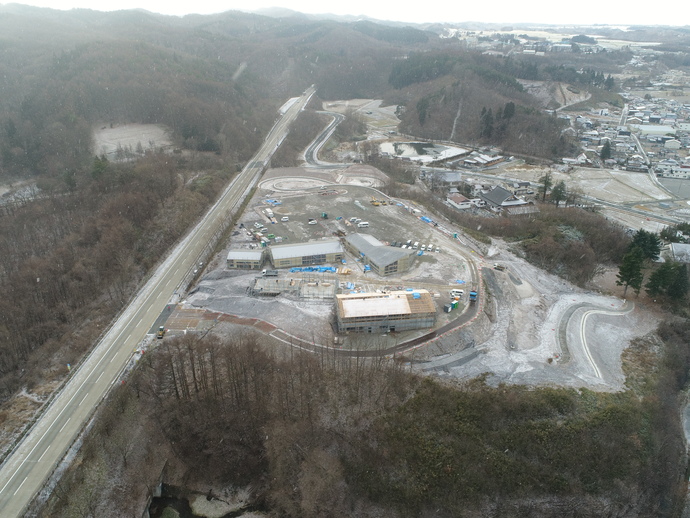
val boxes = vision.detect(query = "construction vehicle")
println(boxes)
[370,196,380,206]
[469,291,478,304]
[156,326,166,339]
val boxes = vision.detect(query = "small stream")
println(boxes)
[148,484,267,518]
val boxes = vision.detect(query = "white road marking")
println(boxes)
[580,310,602,379]
[0,475,13,494]
[0,88,312,516]
[96,372,104,383]
[579,302,634,380]
[13,477,27,496]
[37,445,50,463]
[58,418,71,433]
[79,394,89,407]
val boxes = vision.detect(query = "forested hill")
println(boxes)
[0,4,633,181]
[0,6,435,403]
[0,5,434,180]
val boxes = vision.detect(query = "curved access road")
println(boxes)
[0,87,315,518]
[303,110,348,168]
[556,300,634,378]
[575,301,635,379]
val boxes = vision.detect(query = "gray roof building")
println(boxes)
[480,186,528,209]
[344,233,415,276]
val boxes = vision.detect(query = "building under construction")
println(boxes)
[335,289,436,333]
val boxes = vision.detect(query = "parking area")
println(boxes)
[186,164,480,348]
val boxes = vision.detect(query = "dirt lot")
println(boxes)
[189,164,479,351]
[189,158,658,392]
[419,242,661,391]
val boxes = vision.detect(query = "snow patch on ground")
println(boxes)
[92,123,173,159]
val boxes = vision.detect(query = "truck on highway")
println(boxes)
[469,291,478,304]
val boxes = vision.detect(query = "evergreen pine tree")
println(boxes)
[617,246,645,296]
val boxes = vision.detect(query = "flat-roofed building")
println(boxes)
[226,249,264,270]
[269,239,344,269]
[344,233,415,276]
[336,290,436,333]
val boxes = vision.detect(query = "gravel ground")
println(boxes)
[421,241,661,390]
[187,110,664,392]
[190,168,661,392]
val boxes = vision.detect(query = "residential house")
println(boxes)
[479,186,528,211]
[447,193,472,210]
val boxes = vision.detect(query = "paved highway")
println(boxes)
[0,87,315,517]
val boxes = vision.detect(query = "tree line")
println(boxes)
[383,180,629,286]
[616,229,688,303]
[38,324,690,517]
[0,153,233,402]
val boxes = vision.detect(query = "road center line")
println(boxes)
[95,372,104,383]
[79,394,89,406]
[58,418,71,434]
[13,477,27,496]
[37,445,51,463]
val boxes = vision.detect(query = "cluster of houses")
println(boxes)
[625,98,690,178]
[562,95,690,176]
[439,29,604,55]
[446,183,538,217]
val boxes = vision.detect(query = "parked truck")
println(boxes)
[262,269,279,277]
[469,290,478,304]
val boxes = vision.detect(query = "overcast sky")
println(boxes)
[2,0,686,26]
